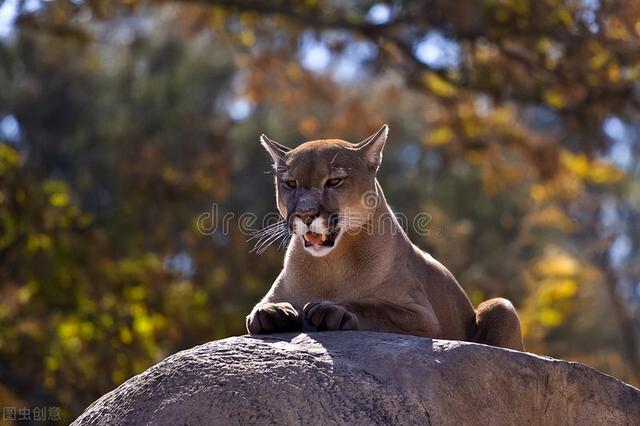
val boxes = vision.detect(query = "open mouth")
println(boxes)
[302,228,340,248]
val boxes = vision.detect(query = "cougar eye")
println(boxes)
[325,178,344,188]
[284,179,297,189]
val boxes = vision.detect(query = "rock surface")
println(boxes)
[72,332,640,425]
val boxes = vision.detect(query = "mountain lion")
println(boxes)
[246,125,524,351]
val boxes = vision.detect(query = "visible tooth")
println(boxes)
[303,233,310,242]
[321,234,327,242]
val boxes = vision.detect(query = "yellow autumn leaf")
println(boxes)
[80,322,95,340]
[119,326,133,344]
[554,279,578,298]
[58,320,79,340]
[536,37,551,54]
[529,183,547,203]
[50,192,69,207]
[423,73,456,97]
[424,126,454,146]
[133,315,154,337]
[0,144,20,175]
[588,163,624,184]
[544,89,566,108]
[608,64,621,82]
[239,29,256,46]
[490,106,515,126]
[606,17,630,40]
[538,278,577,305]
[462,121,481,138]
[27,234,52,252]
[557,9,574,28]
[539,308,563,327]
[562,152,589,174]
[535,252,579,277]
[562,152,623,183]
[589,50,610,69]
[526,205,577,231]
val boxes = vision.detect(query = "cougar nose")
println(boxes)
[295,210,318,226]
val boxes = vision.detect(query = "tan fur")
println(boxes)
[246,126,524,351]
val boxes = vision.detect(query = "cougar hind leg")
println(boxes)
[474,298,524,351]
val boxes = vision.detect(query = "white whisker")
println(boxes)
[247,221,287,242]
[252,229,286,250]
[250,228,285,250]
[252,227,291,254]
[278,233,292,251]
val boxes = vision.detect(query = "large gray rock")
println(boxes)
[73,332,640,425]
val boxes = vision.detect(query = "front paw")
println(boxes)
[303,301,358,331]
[246,302,303,334]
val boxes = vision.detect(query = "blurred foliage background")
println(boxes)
[0,0,639,422]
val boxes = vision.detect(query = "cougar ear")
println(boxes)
[355,124,389,171]
[260,134,291,167]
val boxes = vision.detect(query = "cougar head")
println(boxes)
[260,125,388,257]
